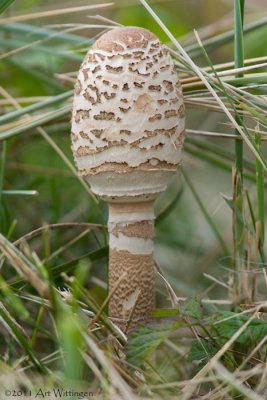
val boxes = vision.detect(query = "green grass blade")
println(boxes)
[0,302,47,372]
[0,22,89,44]
[182,169,229,255]
[0,104,71,141]
[0,275,29,319]
[0,91,72,125]
[233,0,245,273]
[0,140,6,203]
[2,190,38,196]
[155,183,184,225]
[30,305,44,347]
[234,0,245,179]
[0,0,16,15]
[57,307,85,383]
[255,131,265,262]
[245,189,256,232]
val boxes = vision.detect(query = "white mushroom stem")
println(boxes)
[108,201,155,332]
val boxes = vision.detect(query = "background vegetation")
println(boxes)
[0,0,266,398]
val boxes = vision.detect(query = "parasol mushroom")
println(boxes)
[71,26,185,333]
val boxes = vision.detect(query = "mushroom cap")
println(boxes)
[71,26,185,200]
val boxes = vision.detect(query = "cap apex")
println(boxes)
[91,26,157,52]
